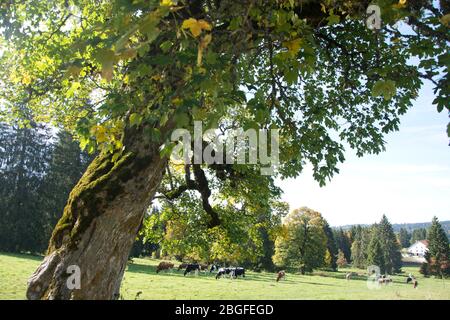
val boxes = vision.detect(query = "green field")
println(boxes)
[1,252,449,300]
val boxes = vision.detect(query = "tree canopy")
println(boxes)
[1,0,448,185]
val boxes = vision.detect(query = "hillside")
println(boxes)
[335,220,450,238]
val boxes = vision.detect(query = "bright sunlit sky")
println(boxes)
[276,81,450,227]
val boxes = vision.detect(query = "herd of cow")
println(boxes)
[156,262,248,279]
[156,261,419,288]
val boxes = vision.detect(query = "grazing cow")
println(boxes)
[231,267,245,278]
[377,275,392,285]
[156,262,174,273]
[215,267,234,279]
[184,264,201,276]
[276,271,286,282]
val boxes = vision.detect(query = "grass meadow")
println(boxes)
[0,252,449,300]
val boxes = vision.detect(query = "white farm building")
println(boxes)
[407,240,429,257]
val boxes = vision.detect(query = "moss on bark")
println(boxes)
[48,151,136,253]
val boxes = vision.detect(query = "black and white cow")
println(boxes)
[231,267,245,278]
[183,264,200,276]
[215,267,233,279]
[215,267,245,279]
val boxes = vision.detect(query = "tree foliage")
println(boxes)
[273,207,328,274]
[0,122,52,252]
[411,228,428,245]
[1,0,448,188]
[350,225,372,268]
[367,235,385,274]
[336,249,348,268]
[375,215,402,273]
[0,124,91,253]
[334,228,352,262]
[422,216,450,278]
[398,227,411,248]
[323,220,338,271]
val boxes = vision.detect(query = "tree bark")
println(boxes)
[27,124,169,300]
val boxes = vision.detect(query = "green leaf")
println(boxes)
[159,142,176,158]
[160,113,169,126]
[94,48,116,81]
[160,40,172,53]
[129,113,142,127]
[327,11,340,25]
[372,80,397,101]
[174,112,190,127]
[284,69,298,85]
[79,137,90,151]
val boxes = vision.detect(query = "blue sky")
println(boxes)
[277,81,450,227]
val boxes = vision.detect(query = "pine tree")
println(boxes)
[351,226,372,269]
[426,216,450,277]
[376,215,402,274]
[334,228,352,263]
[0,122,52,253]
[411,228,427,245]
[323,221,338,271]
[367,236,385,274]
[420,251,431,277]
[398,228,411,248]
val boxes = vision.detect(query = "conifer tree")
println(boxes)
[425,217,450,277]
[323,221,338,271]
[367,236,385,274]
[399,228,411,248]
[0,122,52,252]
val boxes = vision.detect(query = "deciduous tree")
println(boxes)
[273,207,327,274]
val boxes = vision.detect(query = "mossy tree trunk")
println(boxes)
[26,124,168,300]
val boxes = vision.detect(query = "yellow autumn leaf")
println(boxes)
[91,125,107,144]
[160,0,174,6]
[22,73,32,85]
[198,19,212,31]
[181,18,212,38]
[283,38,302,55]
[172,97,183,105]
[151,74,162,81]
[393,0,407,9]
[182,18,202,37]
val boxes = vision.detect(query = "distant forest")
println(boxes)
[338,221,450,240]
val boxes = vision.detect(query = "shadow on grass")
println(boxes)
[0,251,43,262]
[314,273,369,283]
[127,262,223,280]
